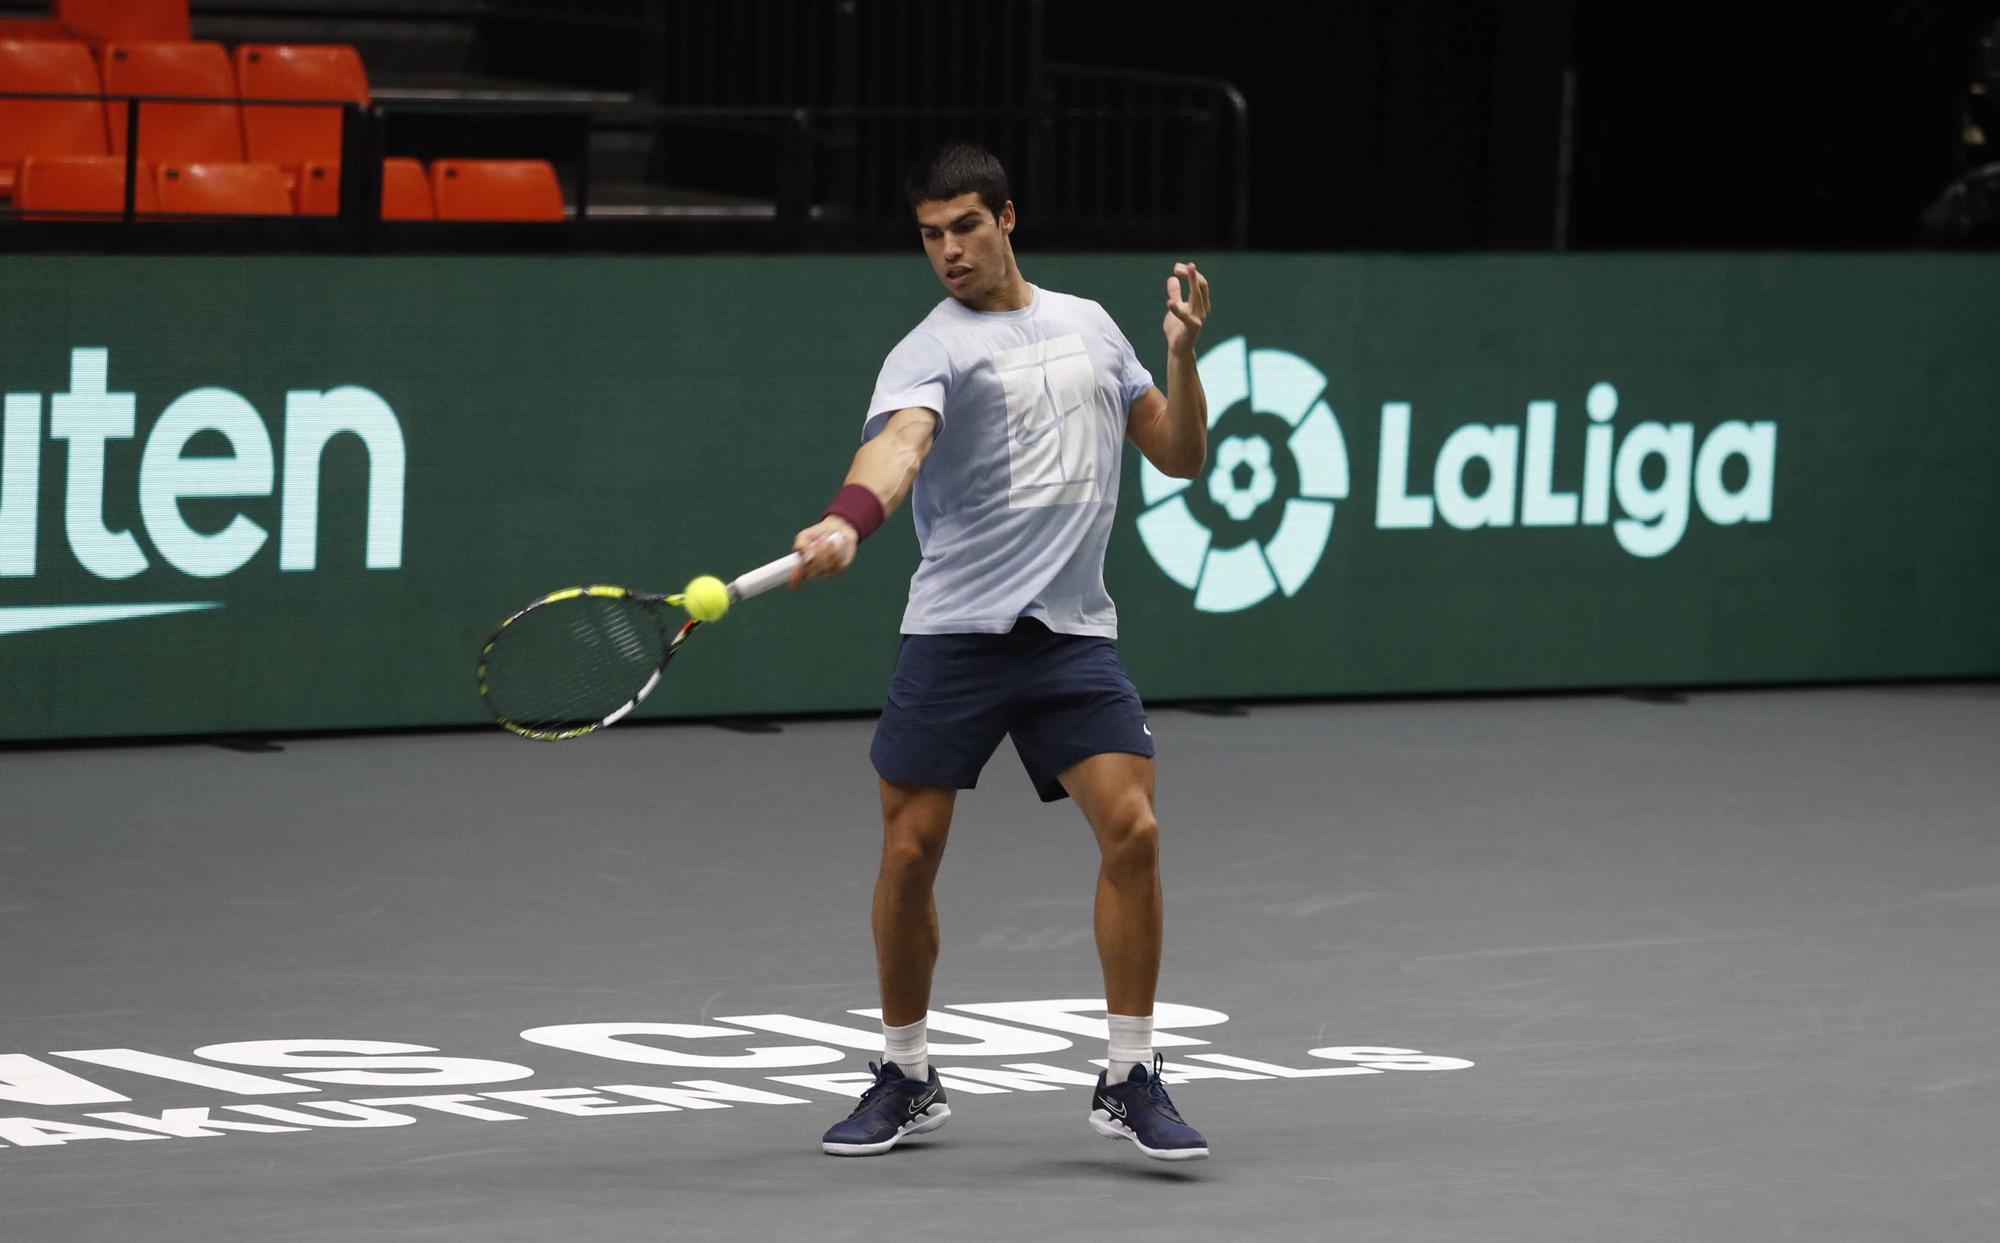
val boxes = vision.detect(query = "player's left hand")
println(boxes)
[1164,261,1210,359]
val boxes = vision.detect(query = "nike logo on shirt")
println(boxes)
[1016,406,1077,447]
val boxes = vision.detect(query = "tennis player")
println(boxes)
[790,142,1212,1161]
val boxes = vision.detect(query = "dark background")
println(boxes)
[1045,0,1994,249]
[3,0,1992,250]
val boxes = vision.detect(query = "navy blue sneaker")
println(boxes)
[821,1062,949,1156]
[1089,1053,1209,1160]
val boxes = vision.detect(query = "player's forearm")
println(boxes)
[1161,350,1209,476]
[843,418,932,518]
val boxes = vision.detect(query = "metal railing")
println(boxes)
[2,89,1247,248]
[1040,64,1250,250]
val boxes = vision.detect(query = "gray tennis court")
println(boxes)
[3,684,1996,1241]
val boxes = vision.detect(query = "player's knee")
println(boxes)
[1099,811,1159,877]
[880,824,948,879]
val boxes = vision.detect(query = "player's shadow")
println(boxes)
[815,1142,1206,1184]
[1015,1157,1207,1184]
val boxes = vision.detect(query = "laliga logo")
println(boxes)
[1135,337,1348,614]
[1136,337,1778,613]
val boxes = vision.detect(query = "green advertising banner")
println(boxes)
[1,254,1996,741]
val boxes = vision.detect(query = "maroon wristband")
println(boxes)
[823,483,885,541]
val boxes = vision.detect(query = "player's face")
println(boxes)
[916,194,1014,303]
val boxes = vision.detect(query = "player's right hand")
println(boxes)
[790,517,858,589]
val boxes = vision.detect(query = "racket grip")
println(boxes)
[728,553,801,603]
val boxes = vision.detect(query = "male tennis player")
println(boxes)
[789,142,1212,1161]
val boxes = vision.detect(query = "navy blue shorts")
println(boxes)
[870,617,1154,803]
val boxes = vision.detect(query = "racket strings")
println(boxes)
[482,596,670,731]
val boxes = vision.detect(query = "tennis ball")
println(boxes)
[683,575,730,622]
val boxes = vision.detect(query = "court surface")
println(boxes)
[4,684,1996,1242]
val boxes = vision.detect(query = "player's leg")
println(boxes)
[1005,624,1207,1160]
[824,634,1008,1156]
[1004,624,1164,1030]
[874,778,955,1038]
[867,632,1009,1069]
[1061,751,1208,1160]
[820,777,957,1157]
[1060,752,1162,1023]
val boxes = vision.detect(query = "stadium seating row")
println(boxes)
[3,28,568,222]
[13,154,565,221]
[2,39,367,196]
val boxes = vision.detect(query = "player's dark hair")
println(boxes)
[906,142,1010,221]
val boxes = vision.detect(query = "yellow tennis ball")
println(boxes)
[683,575,730,622]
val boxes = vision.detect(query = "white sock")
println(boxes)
[883,1017,928,1081]
[1107,1013,1153,1082]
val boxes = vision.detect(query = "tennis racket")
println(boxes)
[478,551,800,741]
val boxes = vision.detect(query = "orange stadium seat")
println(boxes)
[16,153,158,219]
[236,44,369,169]
[0,37,107,200]
[381,156,432,219]
[296,157,435,219]
[57,0,189,48]
[295,160,337,216]
[431,158,566,222]
[0,19,69,41]
[103,41,244,163]
[156,161,292,217]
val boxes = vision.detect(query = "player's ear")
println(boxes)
[999,201,1015,234]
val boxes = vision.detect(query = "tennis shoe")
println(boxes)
[820,1061,949,1156]
[1089,1053,1209,1160]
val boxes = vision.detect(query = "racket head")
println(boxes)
[478,585,698,741]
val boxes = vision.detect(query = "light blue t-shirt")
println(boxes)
[862,284,1155,637]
